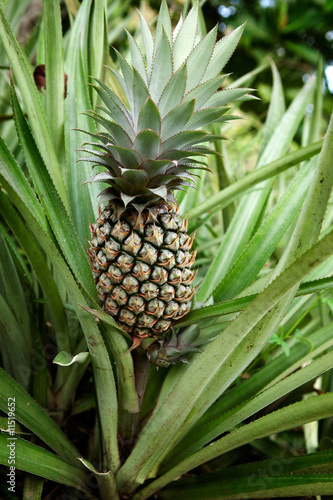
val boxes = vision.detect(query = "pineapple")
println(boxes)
[80,1,248,342]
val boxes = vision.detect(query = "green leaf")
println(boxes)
[188,139,323,232]
[0,368,81,463]
[0,222,32,285]
[158,65,187,118]
[43,0,65,153]
[84,110,132,148]
[138,10,154,74]
[0,191,69,352]
[3,0,31,34]
[155,0,172,50]
[258,63,285,159]
[204,87,255,109]
[0,6,70,214]
[184,76,228,111]
[80,457,120,500]
[0,136,51,239]
[165,327,333,467]
[0,432,87,490]
[185,26,218,92]
[133,130,161,160]
[213,158,316,302]
[149,29,172,102]
[306,55,324,144]
[278,110,333,272]
[94,84,134,139]
[115,50,134,109]
[116,227,333,491]
[285,40,319,65]
[127,30,147,83]
[186,107,229,130]
[159,473,333,499]
[102,323,139,415]
[160,130,209,154]
[197,77,315,302]
[53,351,90,366]
[88,0,107,105]
[80,305,128,336]
[173,3,199,71]
[109,145,142,169]
[23,475,44,500]
[11,86,98,303]
[179,275,333,327]
[0,143,119,473]
[132,69,149,126]
[138,98,161,134]
[93,78,129,118]
[83,312,120,473]
[135,393,333,500]
[203,24,245,82]
[262,111,333,369]
[219,449,333,479]
[0,232,30,334]
[0,294,32,390]
[161,100,195,140]
[65,28,98,243]
[120,169,150,186]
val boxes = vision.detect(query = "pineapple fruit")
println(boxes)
[80,1,248,345]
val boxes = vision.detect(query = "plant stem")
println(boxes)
[120,349,150,454]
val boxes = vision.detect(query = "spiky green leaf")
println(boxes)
[173,3,199,71]
[137,98,161,134]
[185,76,228,110]
[154,0,172,50]
[161,100,195,140]
[158,64,187,117]
[134,129,161,160]
[150,29,173,102]
[186,26,218,92]
[138,10,154,73]
[132,68,149,125]
[203,24,245,82]
[127,30,148,83]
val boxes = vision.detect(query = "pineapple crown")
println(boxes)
[79,0,251,215]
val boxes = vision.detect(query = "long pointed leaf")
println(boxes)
[11,87,97,303]
[197,77,315,302]
[0,432,87,490]
[0,191,69,351]
[149,29,172,102]
[188,139,323,231]
[135,393,333,500]
[159,473,333,499]
[0,6,70,213]
[214,157,316,302]
[65,1,100,242]
[0,368,81,463]
[165,332,333,467]
[0,141,120,473]
[43,0,65,152]
[202,24,245,82]
[173,3,198,71]
[117,227,333,491]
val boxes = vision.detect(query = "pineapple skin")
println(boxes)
[88,203,196,338]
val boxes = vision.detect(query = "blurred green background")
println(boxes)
[2,0,332,142]
[202,0,333,116]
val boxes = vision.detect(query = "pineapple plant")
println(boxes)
[1,0,333,499]
[82,0,249,344]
